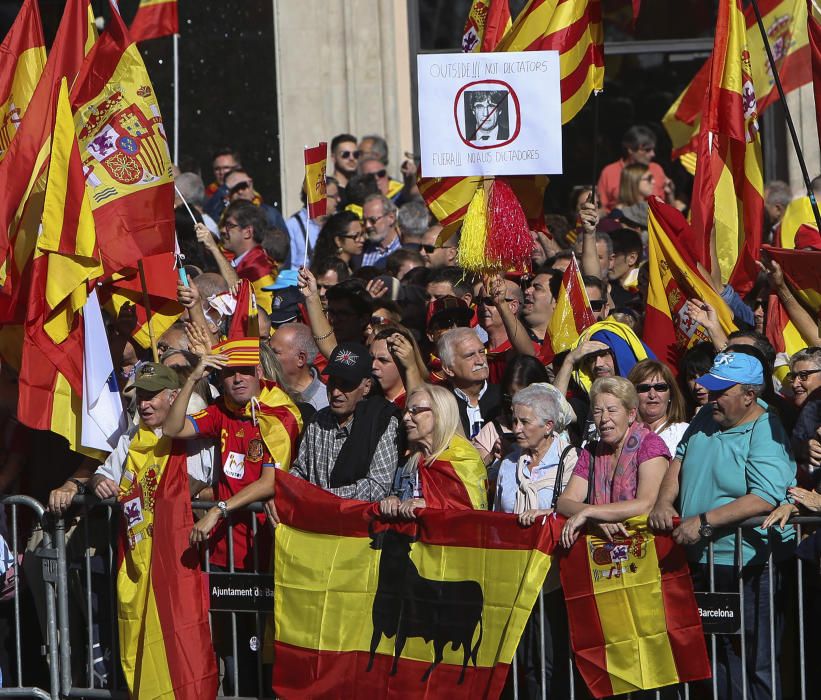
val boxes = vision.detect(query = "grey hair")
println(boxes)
[789,347,821,371]
[279,322,318,361]
[360,134,389,164]
[397,201,430,241]
[175,172,206,208]
[437,327,480,369]
[363,192,397,217]
[512,384,560,429]
[739,383,765,397]
[764,180,792,209]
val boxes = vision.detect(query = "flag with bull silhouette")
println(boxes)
[271,471,559,698]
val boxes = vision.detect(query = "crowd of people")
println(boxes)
[2,125,820,699]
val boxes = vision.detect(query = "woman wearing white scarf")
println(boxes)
[493,383,577,525]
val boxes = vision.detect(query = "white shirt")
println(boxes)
[655,421,689,456]
[454,382,488,439]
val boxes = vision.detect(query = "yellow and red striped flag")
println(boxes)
[664,0,810,160]
[17,78,104,458]
[117,428,218,698]
[559,516,711,697]
[462,0,512,52]
[303,142,327,220]
[271,469,555,698]
[130,0,179,43]
[645,198,736,372]
[70,6,181,349]
[539,254,595,364]
[0,0,46,163]
[689,0,765,297]
[495,0,604,124]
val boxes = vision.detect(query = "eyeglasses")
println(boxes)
[338,231,366,240]
[222,220,241,232]
[589,299,606,311]
[338,150,360,160]
[479,296,517,306]
[362,213,388,226]
[636,382,670,393]
[404,405,433,417]
[371,169,388,179]
[786,369,821,383]
[228,180,252,196]
[419,244,436,254]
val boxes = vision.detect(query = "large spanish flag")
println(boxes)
[462,0,512,52]
[540,254,595,364]
[272,470,557,698]
[645,198,736,372]
[130,0,179,43]
[495,0,604,124]
[117,427,218,698]
[17,79,104,459]
[304,142,328,220]
[559,516,710,697]
[689,0,765,297]
[418,435,488,510]
[664,0,810,159]
[0,0,46,163]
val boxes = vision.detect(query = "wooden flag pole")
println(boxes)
[749,0,821,232]
[137,259,159,363]
[173,33,180,165]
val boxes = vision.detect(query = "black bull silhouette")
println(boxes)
[365,525,484,684]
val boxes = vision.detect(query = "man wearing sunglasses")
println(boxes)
[358,154,405,203]
[223,168,287,233]
[360,194,401,268]
[331,133,359,189]
[287,343,401,501]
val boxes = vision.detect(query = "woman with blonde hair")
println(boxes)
[618,162,654,207]
[379,384,488,519]
[557,376,670,547]
[627,359,689,454]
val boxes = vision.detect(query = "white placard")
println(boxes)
[417,51,563,178]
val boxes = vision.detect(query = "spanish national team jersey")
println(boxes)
[188,401,275,570]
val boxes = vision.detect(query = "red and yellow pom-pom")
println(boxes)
[486,179,532,273]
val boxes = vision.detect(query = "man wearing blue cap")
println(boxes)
[650,351,795,700]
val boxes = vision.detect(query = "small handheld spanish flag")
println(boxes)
[303,142,327,220]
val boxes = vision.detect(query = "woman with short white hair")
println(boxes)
[493,383,577,525]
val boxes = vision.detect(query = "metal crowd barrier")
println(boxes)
[2,493,819,700]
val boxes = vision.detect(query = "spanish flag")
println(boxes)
[559,516,711,697]
[272,470,558,698]
[496,0,604,124]
[303,142,327,220]
[17,79,104,459]
[117,426,218,698]
[226,278,260,339]
[462,0,511,53]
[417,435,488,510]
[664,0,811,160]
[540,254,595,364]
[645,198,736,372]
[810,0,821,148]
[0,0,46,163]
[688,0,765,296]
[130,0,179,43]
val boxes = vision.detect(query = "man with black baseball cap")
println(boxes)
[284,342,402,501]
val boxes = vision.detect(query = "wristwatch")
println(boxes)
[698,513,713,539]
[217,501,229,519]
[68,478,86,495]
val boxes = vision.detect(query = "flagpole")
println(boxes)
[173,33,179,165]
[749,0,821,232]
[302,145,311,270]
[591,91,599,204]
[137,259,159,363]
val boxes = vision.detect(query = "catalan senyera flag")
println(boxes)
[495,0,604,124]
[303,142,327,220]
[129,0,179,43]
[17,79,104,457]
[0,0,46,163]
[462,0,512,52]
[664,0,810,159]
[540,254,595,364]
[117,427,218,699]
[559,516,710,697]
[272,469,557,699]
[0,0,94,319]
[689,0,764,297]
[645,198,736,372]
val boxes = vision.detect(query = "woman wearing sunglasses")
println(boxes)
[379,384,488,519]
[627,359,689,455]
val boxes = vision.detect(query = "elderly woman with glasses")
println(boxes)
[783,347,821,487]
[379,384,488,519]
[557,376,670,548]
[627,359,689,455]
